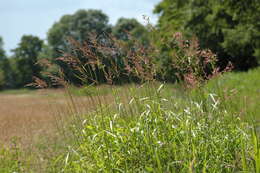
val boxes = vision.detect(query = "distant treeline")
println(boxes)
[0,0,259,89]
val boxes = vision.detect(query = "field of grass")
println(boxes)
[0,68,259,172]
[202,69,260,124]
[0,88,114,172]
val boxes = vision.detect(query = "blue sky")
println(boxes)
[0,0,161,54]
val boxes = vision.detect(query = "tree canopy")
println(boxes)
[46,10,113,85]
[11,35,43,87]
[0,37,5,60]
[113,18,148,42]
[47,9,111,58]
[1,3,260,90]
[0,37,6,88]
[0,37,13,89]
[154,0,260,70]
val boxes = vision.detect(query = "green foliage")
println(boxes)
[48,29,218,88]
[0,138,27,173]
[0,60,13,89]
[154,0,190,32]
[68,85,116,97]
[198,67,260,122]
[113,18,149,44]
[152,32,218,84]
[0,37,13,89]
[0,37,5,60]
[49,68,259,172]
[0,70,4,88]
[0,88,33,95]
[154,0,260,70]
[47,9,111,58]
[0,69,259,172]
[37,44,60,87]
[47,9,112,85]
[12,35,43,87]
[0,36,6,89]
[53,83,258,172]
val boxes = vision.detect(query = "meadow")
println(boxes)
[0,67,259,172]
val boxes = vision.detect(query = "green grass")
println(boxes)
[50,68,260,172]
[0,88,33,95]
[197,67,260,123]
[68,85,120,97]
[1,68,260,172]
[0,138,31,173]
[50,81,259,172]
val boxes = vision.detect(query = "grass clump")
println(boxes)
[0,138,29,173]
[198,67,260,122]
[54,84,259,172]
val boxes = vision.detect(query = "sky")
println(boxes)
[0,0,161,55]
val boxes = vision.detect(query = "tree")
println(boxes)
[0,37,12,89]
[47,9,112,85]
[37,43,60,87]
[12,35,43,87]
[112,18,148,43]
[0,37,5,60]
[154,0,260,70]
[47,9,111,58]
[0,37,6,88]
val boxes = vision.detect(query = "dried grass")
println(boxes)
[0,89,113,148]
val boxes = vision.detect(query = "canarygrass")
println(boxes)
[1,68,260,172]
[198,67,260,123]
[52,78,259,172]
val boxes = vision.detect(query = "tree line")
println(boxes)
[0,0,259,89]
[0,10,148,89]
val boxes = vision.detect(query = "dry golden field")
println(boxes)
[0,89,113,148]
[0,88,119,171]
[0,90,62,147]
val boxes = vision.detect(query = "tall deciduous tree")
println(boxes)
[112,18,148,43]
[47,9,111,58]
[0,37,12,89]
[12,35,43,87]
[47,9,112,85]
[0,37,6,88]
[154,0,260,70]
[0,37,5,60]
